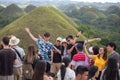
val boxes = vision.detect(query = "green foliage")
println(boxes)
[77,22,120,53]
[0,4,25,28]
[106,5,120,16]
[62,4,120,53]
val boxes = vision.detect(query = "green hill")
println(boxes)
[24,4,37,13]
[0,4,25,28]
[0,4,25,16]
[0,6,85,50]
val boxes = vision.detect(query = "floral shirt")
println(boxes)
[36,38,53,60]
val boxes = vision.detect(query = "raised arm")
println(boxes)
[67,43,77,54]
[74,31,81,41]
[25,27,37,41]
[53,46,61,54]
[84,44,94,59]
[86,38,101,43]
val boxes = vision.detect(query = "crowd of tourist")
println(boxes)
[0,27,119,80]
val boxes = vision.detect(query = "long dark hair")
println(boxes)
[60,57,71,80]
[93,46,99,55]
[98,46,107,60]
[26,44,36,63]
[32,60,46,80]
[102,58,120,80]
[88,66,98,79]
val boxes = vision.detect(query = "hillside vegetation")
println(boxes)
[63,4,120,53]
[0,7,85,50]
[0,4,25,28]
[24,4,37,13]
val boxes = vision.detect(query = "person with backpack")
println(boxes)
[9,36,25,80]
[71,42,89,70]
[23,44,38,80]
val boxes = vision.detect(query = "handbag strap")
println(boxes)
[13,48,23,61]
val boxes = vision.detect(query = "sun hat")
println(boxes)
[9,36,20,45]
[56,37,62,42]
[62,38,67,43]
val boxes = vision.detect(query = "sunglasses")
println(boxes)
[57,40,61,42]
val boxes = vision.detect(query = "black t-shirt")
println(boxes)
[0,49,16,76]
[61,46,65,56]
[53,45,62,63]
[67,44,77,59]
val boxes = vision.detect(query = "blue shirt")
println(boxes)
[36,38,53,60]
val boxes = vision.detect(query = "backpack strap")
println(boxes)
[13,48,23,61]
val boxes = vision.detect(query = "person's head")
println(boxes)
[60,57,71,80]
[102,58,119,80]
[27,44,36,63]
[107,42,116,53]
[61,39,67,47]
[32,60,46,80]
[66,35,75,44]
[88,66,99,79]
[44,32,50,41]
[55,37,62,46]
[75,65,89,80]
[9,36,20,46]
[1,36,10,47]
[76,43,84,52]
[89,46,99,55]
[28,44,36,55]
[98,46,107,60]
[93,46,99,55]
[46,72,55,80]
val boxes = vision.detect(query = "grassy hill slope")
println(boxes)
[24,4,37,13]
[0,6,85,50]
[0,4,25,28]
[0,4,25,16]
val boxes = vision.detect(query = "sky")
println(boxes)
[71,0,120,3]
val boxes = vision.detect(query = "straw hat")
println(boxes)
[9,36,20,45]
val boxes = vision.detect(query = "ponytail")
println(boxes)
[60,57,71,80]
[60,64,66,80]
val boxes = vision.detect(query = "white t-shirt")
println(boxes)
[57,67,75,80]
